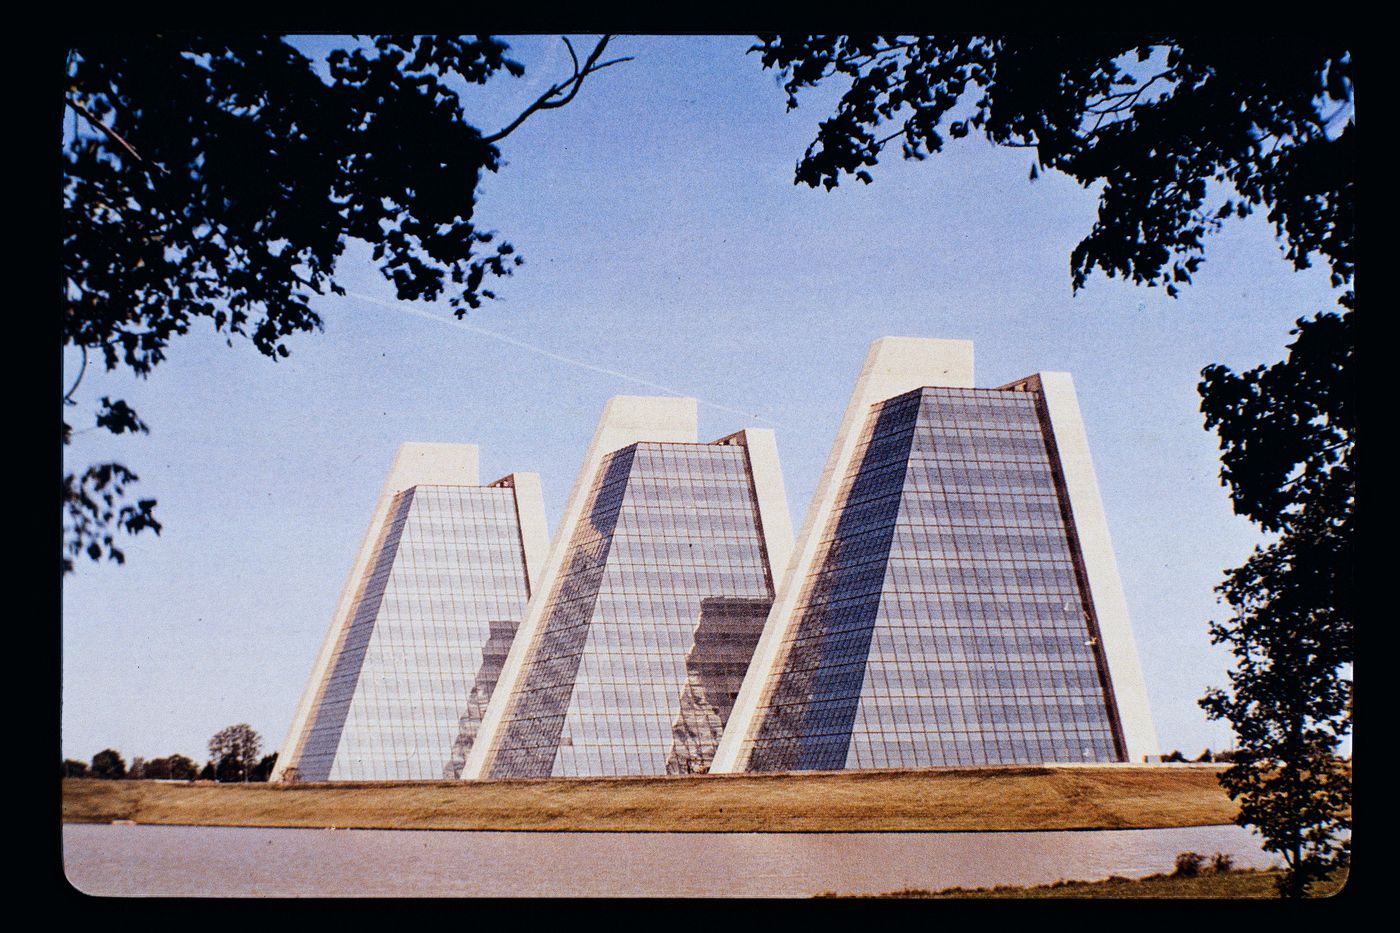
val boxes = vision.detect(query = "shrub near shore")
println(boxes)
[833,865,1349,899]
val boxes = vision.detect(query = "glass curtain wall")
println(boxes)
[489,441,774,778]
[745,386,1123,771]
[296,485,531,781]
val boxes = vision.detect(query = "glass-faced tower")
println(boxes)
[461,397,794,779]
[272,443,549,782]
[712,338,1159,773]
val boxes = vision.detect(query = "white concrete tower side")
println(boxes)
[1003,371,1160,762]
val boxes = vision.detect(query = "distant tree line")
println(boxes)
[1160,748,1240,764]
[62,724,276,782]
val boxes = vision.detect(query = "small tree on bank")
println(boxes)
[166,754,200,781]
[208,724,262,783]
[1200,521,1352,896]
[90,748,126,780]
[1200,500,1352,896]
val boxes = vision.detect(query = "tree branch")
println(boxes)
[481,36,632,145]
[1087,73,1172,137]
[833,41,919,72]
[64,346,88,406]
[65,96,170,176]
[873,128,906,151]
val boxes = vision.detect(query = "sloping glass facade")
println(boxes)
[743,386,1124,771]
[295,484,532,781]
[488,440,775,778]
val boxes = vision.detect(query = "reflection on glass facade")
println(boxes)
[489,441,774,778]
[744,386,1124,771]
[295,485,531,781]
[667,596,770,774]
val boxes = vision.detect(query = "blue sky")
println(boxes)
[62,35,1345,765]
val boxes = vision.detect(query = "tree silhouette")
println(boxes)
[750,34,1354,896]
[140,754,200,780]
[208,723,262,783]
[1200,493,1352,895]
[90,748,126,780]
[62,35,630,572]
[750,35,1351,295]
[250,753,279,783]
[1198,308,1353,896]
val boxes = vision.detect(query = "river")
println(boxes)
[62,823,1279,897]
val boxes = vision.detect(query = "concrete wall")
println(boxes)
[736,427,796,589]
[1025,372,1161,763]
[500,472,549,595]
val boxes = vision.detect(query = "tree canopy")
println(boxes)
[90,747,127,780]
[750,35,1352,295]
[62,35,628,572]
[208,723,263,783]
[250,753,279,783]
[141,753,201,781]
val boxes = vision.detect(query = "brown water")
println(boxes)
[62,823,1278,897]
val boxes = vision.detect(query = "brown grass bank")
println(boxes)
[62,764,1237,833]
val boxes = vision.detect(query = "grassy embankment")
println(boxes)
[841,866,1349,898]
[63,764,1237,833]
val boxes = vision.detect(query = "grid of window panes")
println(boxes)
[296,491,414,781]
[745,386,1121,771]
[746,392,920,771]
[444,618,519,779]
[297,485,531,781]
[490,442,773,779]
[852,387,1120,766]
[488,448,635,778]
[666,596,771,774]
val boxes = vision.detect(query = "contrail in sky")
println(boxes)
[343,289,784,428]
